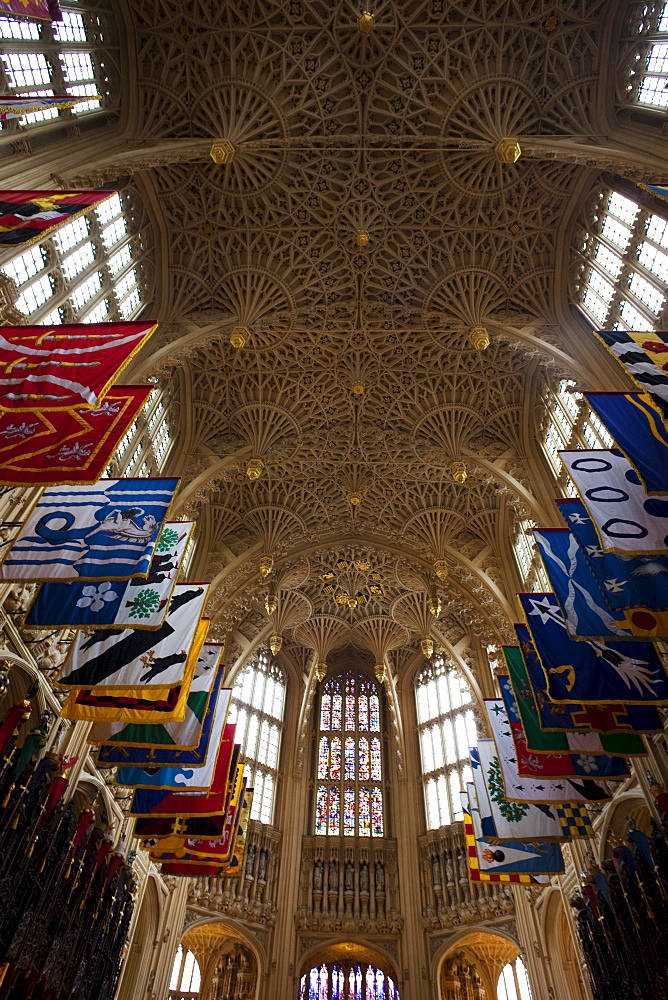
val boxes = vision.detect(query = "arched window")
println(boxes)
[511,518,550,591]
[315,671,384,838]
[497,958,533,1000]
[298,963,400,1000]
[621,4,668,109]
[415,657,477,829]
[0,3,111,127]
[0,191,147,324]
[106,389,176,477]
[227,649,285,825]
[574,187,668,332]
[169,945,201,998]
[540,378,613,495]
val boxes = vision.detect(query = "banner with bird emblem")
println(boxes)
[0,478,178,581]
[462,787,559,881]
[555,497,668,638]
[56,584,209,693]
[24,521,193,630]
[0,190,113,247]
[92,645,223,761]
[0,321,156,412]
[519,593,668,704]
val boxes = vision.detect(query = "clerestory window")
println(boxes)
[540,378,614,498]
[315,671,384,838]
[622,2,668,109]
[227,649,285,825]
[416,656,477,830]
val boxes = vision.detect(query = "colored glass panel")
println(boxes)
[318,736,329,779]
[371,786,383,837]
[320,691,331,730]
[315,785,328,835]
[309,967,319,1000]
[355,966,363,1000]
[358,693,369,730]
[299,975,306,1000]
[332,692,342,731]
[369,694,380,731]
[332,967,344,1000]
[330,736,341,780]
[359,737,370,780]
[319,964,328,1000]
[328,788,340,836]
[370,737,381,780]
[366,966,375,1000]
[345,693,355,730]
[376,969,385,1000]
[344,786,355,836]
[359,787,370,837]
[345,737,356,779]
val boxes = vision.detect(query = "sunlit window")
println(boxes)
[169,945,201,998]
[575,187,668,332]
[624,3,668,108]
[315,671,384,838]
[0,191,146,324]
[0,4,106,125]
[497,958,533,1000]
[299,964,400,1000]
[227,649,285,825]
[540,378,615,500]
[416,656,477,830]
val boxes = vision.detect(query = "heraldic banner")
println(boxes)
[0,191,114,248]
[0,321,156,411]
[0,384,152,486]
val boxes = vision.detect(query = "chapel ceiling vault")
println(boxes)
[108,0,628,673]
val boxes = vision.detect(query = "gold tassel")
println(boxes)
[0,961,10,987]
[1,784,14,808]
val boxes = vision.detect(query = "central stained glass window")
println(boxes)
[299,963,400,1000]
[315,671,384,837]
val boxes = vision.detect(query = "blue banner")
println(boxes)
[519,593,668,704]
[584,392,668,494]
[0,478,178,581]
[533,527,634,639]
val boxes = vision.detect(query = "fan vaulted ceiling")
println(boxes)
[63,0,640,673]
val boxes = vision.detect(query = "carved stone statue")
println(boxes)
[375,861,385,892]
[328,859,339,892]
[313,860,323,892]
[360,862,369,893]
[344,860,354,891]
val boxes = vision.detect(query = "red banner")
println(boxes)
[0,190,113,247]
[0,321,156,411]
[0,384,152,485]
[0,0,60,21]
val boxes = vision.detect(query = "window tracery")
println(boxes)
[299,963,400,1000]
[106,389,175,478]
[540,378,614,498]
[0,3,108,126]
[512,518,550,592]
[315,671,384,838]
[227,649,285,825]
[497,958,532,1000]
[169,945,201,998]
[415,657,477,830]
[0,192,146,325]
[624,2,668,109]
[575,188,668,332]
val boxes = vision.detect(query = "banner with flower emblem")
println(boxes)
[24,522,194,630]
[0,384,152,486]
[56,583,209,693]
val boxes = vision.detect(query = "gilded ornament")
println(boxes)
[246,456,264,480]
[351,381,366,395]
[269,633,282,655]
[374,662,386,684]
[230,325,249,348]
[357,11,375,35]
[428,595,442,618]
[347,596,358,609]
[354,231,370,247]
[258,553,274,578]
[316,661,327,682]
[469,325,490,351]
[543,15,558,31]
[349,492,362,505]
[433,559,449,582]
[210,140,235,164]
[450,461,468,484]
[264,593,278,615]
[495,139,522,163]
[421,636,434,659]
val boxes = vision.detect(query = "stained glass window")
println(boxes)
[227,649,285,824]
[497,958,533,1000]
[315,671,384,837]
[416,655,477,830]
[300,965,400,1000]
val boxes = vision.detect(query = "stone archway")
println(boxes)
[541,889,588,1000]
[180,922,261,1000]
[437,930,521,1000]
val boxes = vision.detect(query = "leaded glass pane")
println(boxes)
[330,736,341,780]
[358,737,369,780]
[318,736,329,779]
[345,737,356,779]
[358,787,370,836]
[344,786,355,836]
[328,788,340,835]
[315,786,328,835]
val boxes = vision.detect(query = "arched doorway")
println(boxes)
[541,889,588,1000]
[171,922,260,1000]
[438,930,524,1000]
